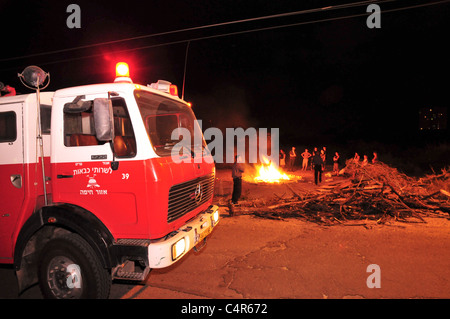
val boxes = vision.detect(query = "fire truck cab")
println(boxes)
[0,65,219,299]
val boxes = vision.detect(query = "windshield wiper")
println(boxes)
[166,141,195,158]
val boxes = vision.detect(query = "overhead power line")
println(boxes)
[0,0,448,69]
[0,0,389,63]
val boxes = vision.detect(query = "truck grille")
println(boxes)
[167,173,215,223]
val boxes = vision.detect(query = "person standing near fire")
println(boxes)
[312,150,324,185]
[289,147,297,171]
[333,152,340,176]
[231,155,245,204]
[320,149,326,171]
[279,149,286,169]
[301,149,311,171]
[321,146,327,170]
[362,155,369,166]
[352,152,360,178]
[372,152,379,164]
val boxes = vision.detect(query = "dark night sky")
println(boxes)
[1,0,449,168]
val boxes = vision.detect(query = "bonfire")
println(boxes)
[243,157,301,184]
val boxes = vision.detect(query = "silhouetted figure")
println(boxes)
[312,151,324,185]
[231,155,244,204]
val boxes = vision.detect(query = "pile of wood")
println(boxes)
[229,161,450,226]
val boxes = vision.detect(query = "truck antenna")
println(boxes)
[181,41,190,100]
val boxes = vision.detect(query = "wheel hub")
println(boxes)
[46,256,83,299]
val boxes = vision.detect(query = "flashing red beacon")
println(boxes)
[114,62,132,83]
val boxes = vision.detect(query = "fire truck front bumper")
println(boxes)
[148,205,220,268]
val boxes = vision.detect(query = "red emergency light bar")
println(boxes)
[116,62,129,77]
[114,62,132,83]
[170,84,178,97]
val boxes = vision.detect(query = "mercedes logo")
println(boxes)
[193,183,203,204]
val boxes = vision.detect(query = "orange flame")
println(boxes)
[245,156,300,184]
[254,162,290,183]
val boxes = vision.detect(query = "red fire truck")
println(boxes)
[0,63,219,298]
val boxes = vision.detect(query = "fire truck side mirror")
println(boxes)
[63,95,92,113]
[93,98,114,142]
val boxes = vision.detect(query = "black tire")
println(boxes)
[38,233,111,299]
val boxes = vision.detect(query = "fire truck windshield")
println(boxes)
[134,89,204,157]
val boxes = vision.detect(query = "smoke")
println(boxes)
[193,83,257,131]
[192,83,276,167]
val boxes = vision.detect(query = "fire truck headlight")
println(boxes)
[172,237,186,261]
[212,210,219,225]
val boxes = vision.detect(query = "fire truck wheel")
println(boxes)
[38,233,111,299]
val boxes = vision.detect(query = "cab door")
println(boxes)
[51,95,142,237]
[0,104,24,259]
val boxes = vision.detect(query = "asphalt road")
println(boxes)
[2,214,449,300]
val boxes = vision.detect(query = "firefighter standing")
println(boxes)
[312,151,324,185]
[288,147,297,171]
[231,155,244,205]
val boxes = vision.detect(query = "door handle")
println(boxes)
[57,174,74,179]
[10,174,22,189]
